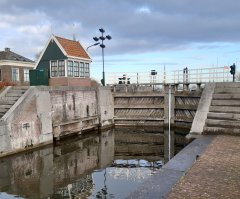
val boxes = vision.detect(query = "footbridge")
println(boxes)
[106,66,233,86]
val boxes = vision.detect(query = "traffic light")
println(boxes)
[230,63,236,75]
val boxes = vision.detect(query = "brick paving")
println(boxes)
[168,135,240,199]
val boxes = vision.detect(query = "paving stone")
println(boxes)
[168,135,240,199]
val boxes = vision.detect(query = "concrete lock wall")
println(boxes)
[0,83,203,157]
[49,87,99,138]
[0,86,114,157]
[0,87,53,156]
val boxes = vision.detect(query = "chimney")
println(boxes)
[5,47,10,52]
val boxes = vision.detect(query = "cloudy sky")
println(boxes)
[0,0,240,81]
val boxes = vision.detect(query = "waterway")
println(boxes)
[0,127,189,199]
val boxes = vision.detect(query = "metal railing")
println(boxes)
[106,66,232,85]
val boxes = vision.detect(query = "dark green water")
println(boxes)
[0,127,189,199]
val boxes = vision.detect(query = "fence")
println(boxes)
[106,66,232,85]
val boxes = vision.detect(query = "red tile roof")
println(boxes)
[55,36,91,60]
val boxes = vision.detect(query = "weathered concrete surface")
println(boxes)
[49,87,99,137]
[207,112,240,120]
[209,105,240,113]
[126,135,215,199]
[203,82,240,135]
[36,90,53,143]
[0,87,54,156]
[213,93,240,99]
[97,86,114,128]
[168,135,240,199]
[203,126,240,135]
[0,86,113,157]
[189,83,215,136]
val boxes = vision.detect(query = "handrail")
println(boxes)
[106,66,232,85]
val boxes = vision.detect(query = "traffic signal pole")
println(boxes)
[230,63,236,82]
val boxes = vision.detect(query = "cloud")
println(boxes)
[0,0,240,64]
[136,6,151,14]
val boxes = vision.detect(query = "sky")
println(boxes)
[0,0,240,82]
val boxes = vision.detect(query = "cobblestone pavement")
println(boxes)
[168,135,240,199]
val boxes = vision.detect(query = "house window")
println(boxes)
[85,63,90,77]
[24,69,29,82]
[58,60,65,76]
[74,62,79,77]
[12,68,19,82]
[51,61,58,77]
[80,62,84,77]
[68,61,73,76]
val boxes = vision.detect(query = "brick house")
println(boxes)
[0,48,35,86]
[36,35,92,87]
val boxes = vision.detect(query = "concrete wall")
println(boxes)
[49,87,99,137]
[97,86,114,127]
[189,83,215,137]
[0,86,114,156]
[0,87,53,156]
[32,87,102,138]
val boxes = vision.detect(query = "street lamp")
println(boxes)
[86,42,100,51]
[93,28,112,86]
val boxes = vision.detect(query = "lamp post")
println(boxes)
[93,28,112,86]
[86,42,100,51]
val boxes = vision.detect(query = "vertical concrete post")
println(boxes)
[36,89,53,143]
[174,84,179,92]
[164,85,175,126]
[113,85,116,92]
[97,86,114,128]
[183,83,190,91]
[197,83,201,92]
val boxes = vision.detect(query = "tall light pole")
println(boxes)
[93,28,112,86]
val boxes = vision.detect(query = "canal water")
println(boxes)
[0,127,189,199]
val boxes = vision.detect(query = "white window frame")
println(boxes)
[85,63,90,77]
[74,61,79,77]
[12,68,19,82]
[80,62,84,77]
[50,60,58,77]
[58,60,65,77]
[67,61,73,77]
[23,69,30,82]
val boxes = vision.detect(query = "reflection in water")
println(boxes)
[0,127,188,199]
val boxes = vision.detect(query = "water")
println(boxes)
[0,127,189,199]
